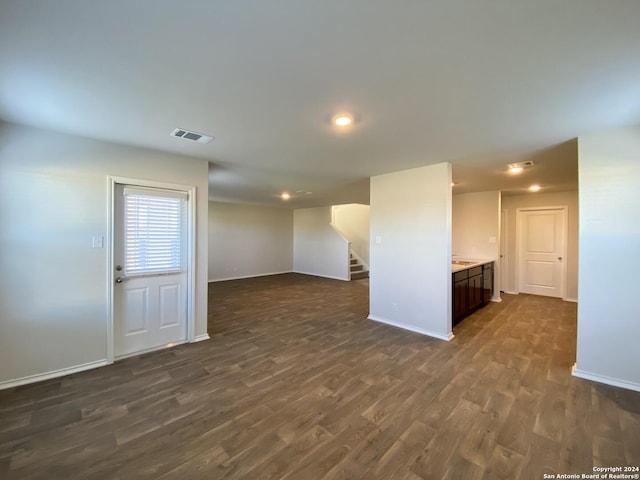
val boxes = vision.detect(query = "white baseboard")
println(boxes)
[209,270,293,282]
[193,333,210,343]
[564,297,578,303]
[502,290,518,295]
[368,315,454,341]
[293,270,350,282]
[0,335,211,391]
[0,359,109,391]
[572,364,640,393]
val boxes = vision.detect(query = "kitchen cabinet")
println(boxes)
[452,261,494,325]
[483,262,494,303]
[468,266,484,311]
[453,271,469,321]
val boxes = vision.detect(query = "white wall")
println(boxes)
[574,126,640,392]
[452,191,501,301]
[501,191,579,301]
[332,203,370,267]
[369,163,452,340]
[208,202,293,281]
[0,122,209,387]
[293,207,350,281]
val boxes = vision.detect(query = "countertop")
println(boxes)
[451,258,494,273]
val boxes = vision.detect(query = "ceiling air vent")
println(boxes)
[170,128,214,144]
[509,160,535,168]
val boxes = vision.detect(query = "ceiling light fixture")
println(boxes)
[529,184,541,192]
[507,161,534,174]
[281,192,290,200]
[333,113,354,127]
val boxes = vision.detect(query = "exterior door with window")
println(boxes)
[113,185,188,358]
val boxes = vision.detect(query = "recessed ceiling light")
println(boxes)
[281,192,290,200]
[529,185,541,192]
[507,161,534,174]
[333,113,354,127]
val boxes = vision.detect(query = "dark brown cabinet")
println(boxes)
[452,262,494,325]
[453,273,469,321]
[483,262,494,303]
[468,266,484,311]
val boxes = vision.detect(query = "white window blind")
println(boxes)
[123,188,186,276]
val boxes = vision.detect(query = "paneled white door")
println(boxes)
[518,207,567,298]
[114,184,188,358]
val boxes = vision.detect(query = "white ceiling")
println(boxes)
[1,0,639,207]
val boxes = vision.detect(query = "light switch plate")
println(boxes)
[92,236,104,248]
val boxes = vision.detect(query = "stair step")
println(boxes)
[351,270,369,280]
[349,251,367,280]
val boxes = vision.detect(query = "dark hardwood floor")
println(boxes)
[1,273,639,479]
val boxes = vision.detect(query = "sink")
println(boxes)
[452,260,476,266]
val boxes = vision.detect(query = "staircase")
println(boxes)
[350,252,369,280]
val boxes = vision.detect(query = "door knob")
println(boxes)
[115,276,126,284]
[557,257,563,261]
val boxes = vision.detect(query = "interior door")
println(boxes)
[518,208,566,298]
[114,184,188,358]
